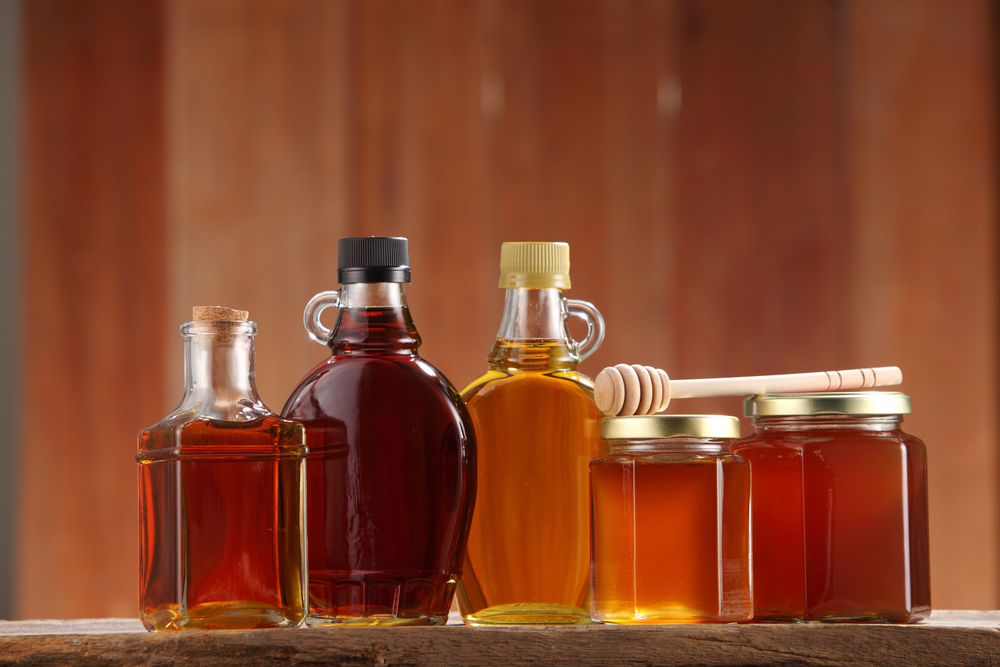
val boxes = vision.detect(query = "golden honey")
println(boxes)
[590,415,751,624]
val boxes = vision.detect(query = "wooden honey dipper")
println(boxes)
[594,365,903,416]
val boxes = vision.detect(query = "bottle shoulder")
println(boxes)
[296,352,460,391]
[292,351,445,377]
[137,415,306,461]
[282,353,469,423]
[138,407,296,435]
[462,367,596,402]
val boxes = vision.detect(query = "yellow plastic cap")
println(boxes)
[499,242,571,289]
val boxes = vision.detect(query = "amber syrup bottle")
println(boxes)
[137,307,307,631]
[282,237,476,626]
[457,242,605,625]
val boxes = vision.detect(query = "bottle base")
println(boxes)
[306,613,449,627]
[596,613,752,624]
[804,609,931,623]
[463,603,594,626]
[307,570,457,627]
[141,601,305,631]
[745,607,931,624]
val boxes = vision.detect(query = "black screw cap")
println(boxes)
[338,236,411,284]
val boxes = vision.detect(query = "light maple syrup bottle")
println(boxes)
[457,242,605,625]
[137,307,307,631]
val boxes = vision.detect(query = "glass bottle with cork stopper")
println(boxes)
[457,241,605,625]
[282,236,476,626]
[136,306,307,631]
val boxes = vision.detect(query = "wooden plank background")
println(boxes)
[20,0,166,618]
[14,0,997,618]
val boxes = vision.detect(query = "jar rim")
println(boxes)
[744,391,911,417]
[600,414,740,440]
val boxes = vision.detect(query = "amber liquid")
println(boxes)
[727,440,806,620]
[590,449,752,623]
[734,426,931,622]
[281,306,476,626]
[137,417,306,631]
[457,340,602,625]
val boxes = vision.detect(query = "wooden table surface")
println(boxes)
[1,611,998,666]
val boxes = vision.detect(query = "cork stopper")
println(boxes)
[191,306,250,341]
[193,306,249,322]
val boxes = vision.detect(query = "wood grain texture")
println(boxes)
[166,0,349,408]
[167,0,493,407]
[669,0,997,609]
[670,0,843,421]
[842,0,997,609]
[19,0,999,620]
[167,0,675,429]
[347,0,494,394]
[492,0,675,380]
[1,612,999,666]
[20,0,166,618]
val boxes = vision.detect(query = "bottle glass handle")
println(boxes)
[566,299,605,361]
[303,290,341,345]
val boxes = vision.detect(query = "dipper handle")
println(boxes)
[594,365,903,417]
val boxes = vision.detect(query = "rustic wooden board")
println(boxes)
[0,612,998,666]
[841,0,998,610]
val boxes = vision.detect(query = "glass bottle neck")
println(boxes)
[328,282,421,355]
[179,323,267,421]
[752,414,903,433]
[488,288,578,371]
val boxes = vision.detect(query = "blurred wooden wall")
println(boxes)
[18,0,997,617]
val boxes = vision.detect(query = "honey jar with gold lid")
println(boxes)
[590,414,751,624]
[734,391,930,622]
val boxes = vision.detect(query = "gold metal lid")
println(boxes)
[744,391,911,417]
[499,242,571,289]
[601,414,741,440]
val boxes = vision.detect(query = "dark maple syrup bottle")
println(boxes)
[282,237,476,626]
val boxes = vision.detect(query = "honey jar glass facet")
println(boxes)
[590,415,752,624]
[734,392,930,623]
